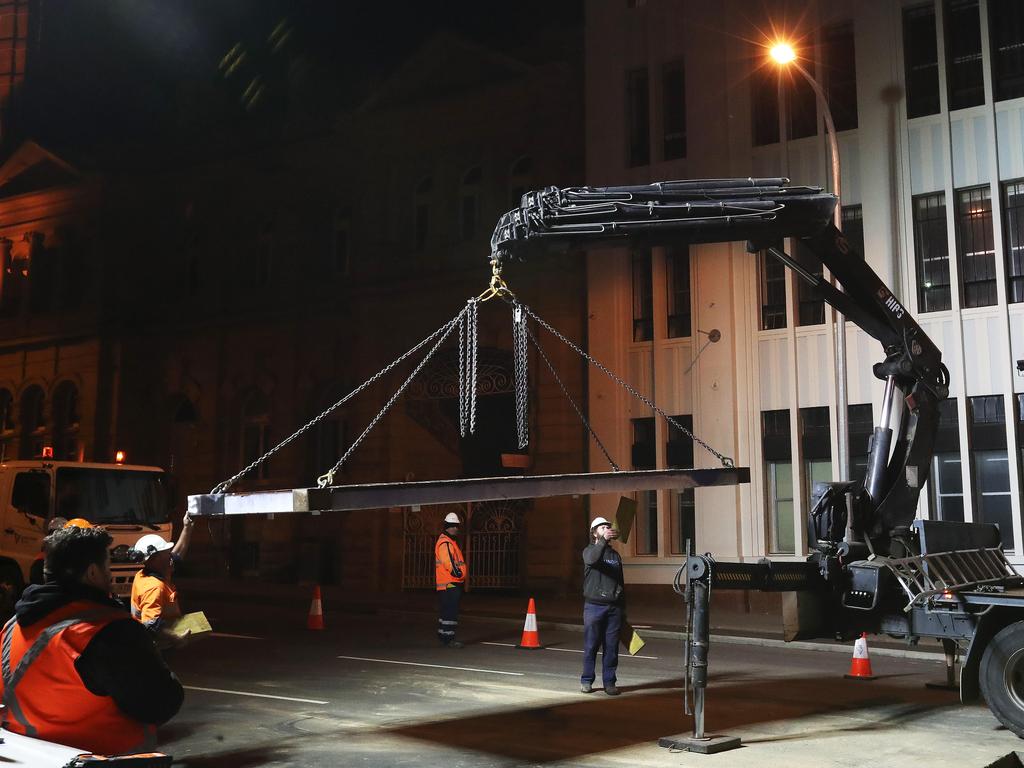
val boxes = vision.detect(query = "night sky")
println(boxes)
[25,1,583,165]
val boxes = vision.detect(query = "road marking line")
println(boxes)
[183,686,328,705]
[337,655,524,676]
[209,632,263,640]
[481,641,659,660]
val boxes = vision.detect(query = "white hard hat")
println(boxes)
[133,534,173,560]
[443,512,461,526]
[590,516,612,530]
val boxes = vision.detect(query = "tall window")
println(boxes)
[990,0,1024,101]
[1003,181,1024,303]
[662,60,686,160]
[795,240,825,326]
[946,0,985,109]
[824,22,858,131]
[913,192,952,312]
[241,392,272,482]
[848,403,874,481]
[414,176,432,252]
[904,4,941,118]
[667,414,695,555]
[666,245,691,338]
[509,155,533,207]
[18,385,44,459]
[956,186,997,307]
[460,167,482,241]
[786,67,817,140]
[632,249,653,341]
[800,406,832,514]
[632,417,657,554]
[842,205,865,258]
[751,66,780,146]
[626,67,650,167]
[0,387,12,461]
[631,417,655,469]
[931,398,964,522]
[759,244,787,330]
[332,206,351,278]
[763,409,794,554]
[968,395,1013,549]
[52,381,79,462]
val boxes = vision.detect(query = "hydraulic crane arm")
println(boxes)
[491,178,950,547]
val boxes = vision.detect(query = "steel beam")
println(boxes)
[188,467,750,517]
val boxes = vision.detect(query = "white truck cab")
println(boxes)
[0,460,172,599]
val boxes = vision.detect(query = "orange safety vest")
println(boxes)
[0,600,156,755]
[434,534,467,590]
[131,571,181,628]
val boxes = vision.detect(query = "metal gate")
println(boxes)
[402,501,524,590]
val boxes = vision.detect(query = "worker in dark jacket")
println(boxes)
[581,516,624,696]
[0,526,184,754]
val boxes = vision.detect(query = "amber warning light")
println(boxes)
[114,450,126,464]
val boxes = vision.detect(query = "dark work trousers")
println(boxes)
[437,583,463,644]
[581,600,621,686]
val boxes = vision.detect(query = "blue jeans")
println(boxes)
[581,601,621,686]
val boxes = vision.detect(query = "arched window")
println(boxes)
[311,386,346,480]
[0,388,13,461]
[460,167,482,241]
[414,176,432,251]
[509,155,533,207]
[52,381,80,461]
[18,385,45,459]
[241,392,272,481]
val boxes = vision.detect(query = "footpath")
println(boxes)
[178,576,949,662]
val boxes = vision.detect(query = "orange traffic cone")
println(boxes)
[307,584,325,631]
[516,597,542,649]
[844,633,875,679]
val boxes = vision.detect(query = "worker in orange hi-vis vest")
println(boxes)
[434,512,467,648]
[130,510,195,649]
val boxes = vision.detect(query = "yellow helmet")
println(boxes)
[64,518,93,529]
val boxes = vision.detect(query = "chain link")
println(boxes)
[524,321,620,471]
[458,299,480,437]
[512,302,529,449]
[520,303,735,468]
[317,306,466,488]
[210,305,469,494]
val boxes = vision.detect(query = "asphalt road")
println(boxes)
[159,597,1023,768]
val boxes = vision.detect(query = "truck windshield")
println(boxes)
[55,468,171,526]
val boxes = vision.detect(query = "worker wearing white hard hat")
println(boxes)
[435,511,468,648]
[580,514,624,696]
[129,510,196,648]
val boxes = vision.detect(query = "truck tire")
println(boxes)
[981,620,1024,738]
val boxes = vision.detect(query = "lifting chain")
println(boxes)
[316,305,467,489]
[525,322,620,472]
[519,302,735,469]
[210,305,469,495]
[512,301,529,449]
[458,298,479,437]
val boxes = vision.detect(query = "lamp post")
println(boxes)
[769,42,849,484]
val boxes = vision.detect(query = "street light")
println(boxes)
[768,41,849,486]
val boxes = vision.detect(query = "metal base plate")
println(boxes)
[657,734,741,754]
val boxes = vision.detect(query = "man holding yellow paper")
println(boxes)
[580,516,625,696]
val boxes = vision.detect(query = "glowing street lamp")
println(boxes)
[768,40,850,485]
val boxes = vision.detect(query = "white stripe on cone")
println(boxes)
[853,637,868,659]
[523,613,537,632]
[310,599,323,615]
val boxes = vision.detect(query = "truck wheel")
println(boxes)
[981,621,1024,738]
